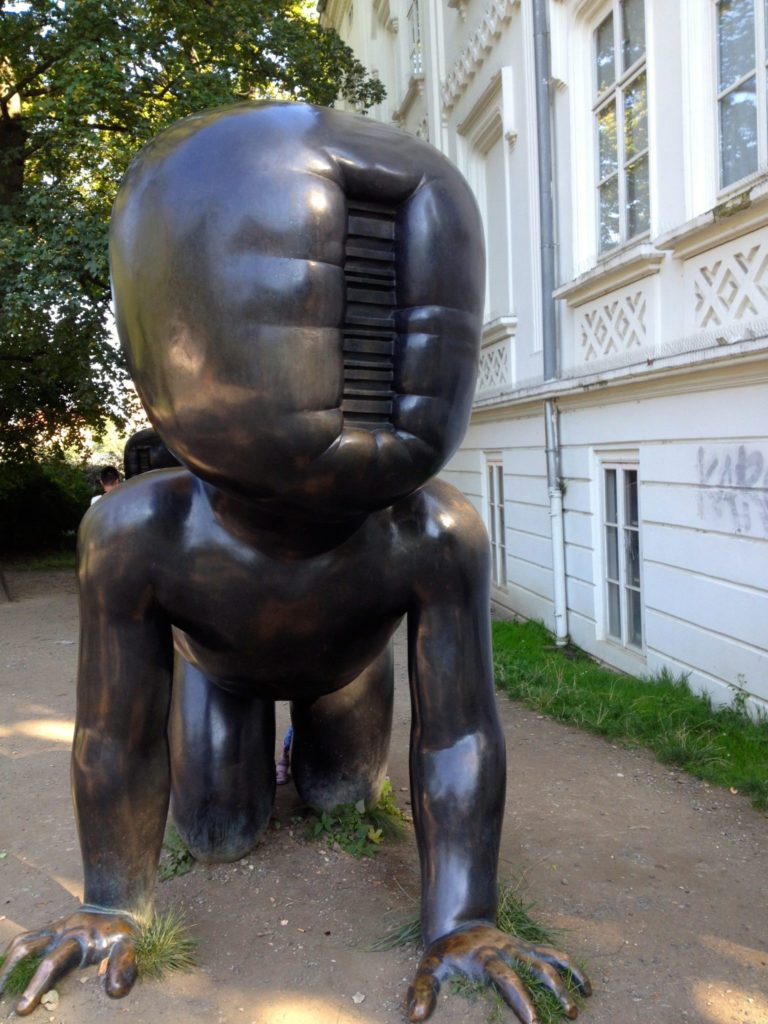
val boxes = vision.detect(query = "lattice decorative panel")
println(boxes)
[577,288,647,362]
[477,339,511,392]
[689,234,768,330]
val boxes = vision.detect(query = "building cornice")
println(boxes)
[440,0,519,116]
[471,336,768,416]
[555,243,665,307]
[392,74,425,124]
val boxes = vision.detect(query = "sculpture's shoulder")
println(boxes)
[78,468,197,587]
[392,479,489,569]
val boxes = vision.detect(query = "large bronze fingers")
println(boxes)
[105,935,138,998]
[0,931,52,992]
[15,936,82,1016]
[406,968,440,1023]
[483,956,539,1024]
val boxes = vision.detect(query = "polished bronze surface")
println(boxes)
[0,911,137,1016]
[1,102,590,1020]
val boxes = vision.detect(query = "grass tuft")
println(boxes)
[135,909,198,979]
[493,620,768,812]
[0,954,42,995]
[367,915,421,952]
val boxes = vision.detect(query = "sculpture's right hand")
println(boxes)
[0,909,138,1015]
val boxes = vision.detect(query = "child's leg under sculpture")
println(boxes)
[276,724,293,785]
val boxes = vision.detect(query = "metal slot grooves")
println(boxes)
[343,200,397,430]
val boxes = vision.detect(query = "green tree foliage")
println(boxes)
[0,0,384,460]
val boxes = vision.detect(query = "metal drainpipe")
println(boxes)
[545,399,569,646]
[533,0,569,646]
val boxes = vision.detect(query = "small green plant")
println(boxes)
[307,778,406,858]
[158,824,195,881]
[135,909,198,979]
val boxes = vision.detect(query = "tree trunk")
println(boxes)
[0,116,26,206]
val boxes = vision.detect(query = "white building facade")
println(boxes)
[321,0,768,710]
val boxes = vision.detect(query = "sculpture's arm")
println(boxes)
[73,533,174,916]
[0,511,174,1014]
[405,485,590,1022]
[406,486,504,944]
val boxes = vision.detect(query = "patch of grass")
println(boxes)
[158,824,195,881]
[493,619,768,812]
[0,953,41,995]
[448,977,506,1024]
[367,915,421,951]
[370,880,583,1023]
[495,881,557,945]
[307,778,406,858]
[5,551,76,571]
[135,909,198,979]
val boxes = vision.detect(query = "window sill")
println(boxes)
[554,241,665,307]
[482,315,518,346]
[656,172,768,260]
[392,74,425,124]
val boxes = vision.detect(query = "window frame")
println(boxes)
[592,0,650,255]
[599,458,644,652]
[407,0,423,76]
[714,0,768,191]
[485,455,508,589]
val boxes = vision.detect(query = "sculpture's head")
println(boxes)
[110,102,484,518]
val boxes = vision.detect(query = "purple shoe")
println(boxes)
[276,752,291,785]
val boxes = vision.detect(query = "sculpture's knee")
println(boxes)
[172,795,273,863]
[292,759,386,813]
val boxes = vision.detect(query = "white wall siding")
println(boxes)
[643,523,768,593]
[645,610,768,707]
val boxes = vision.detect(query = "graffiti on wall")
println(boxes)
[697,445,768,536]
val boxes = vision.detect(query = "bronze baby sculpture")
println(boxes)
[0,103,590,1022]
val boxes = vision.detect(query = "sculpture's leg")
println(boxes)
[169,659,276,862]
[291,643,394,811]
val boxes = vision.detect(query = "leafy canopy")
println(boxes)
[0,0,384,460]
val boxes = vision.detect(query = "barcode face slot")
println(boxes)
[343,200,397,431]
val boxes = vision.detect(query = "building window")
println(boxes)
[716,0,768,188]
[407,1,423,75]
[593,0,649,253]
[602,464,642,648]
[486,458,507,587]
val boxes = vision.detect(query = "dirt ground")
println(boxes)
[1,569,766,1024]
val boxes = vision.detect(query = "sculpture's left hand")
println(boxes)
[406,923,592,1023]
[0,910,138,1016]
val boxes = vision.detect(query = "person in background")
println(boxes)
[90,466,121,505]
[276,725,292,785]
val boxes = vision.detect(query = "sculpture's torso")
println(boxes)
[83,468,460,700]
